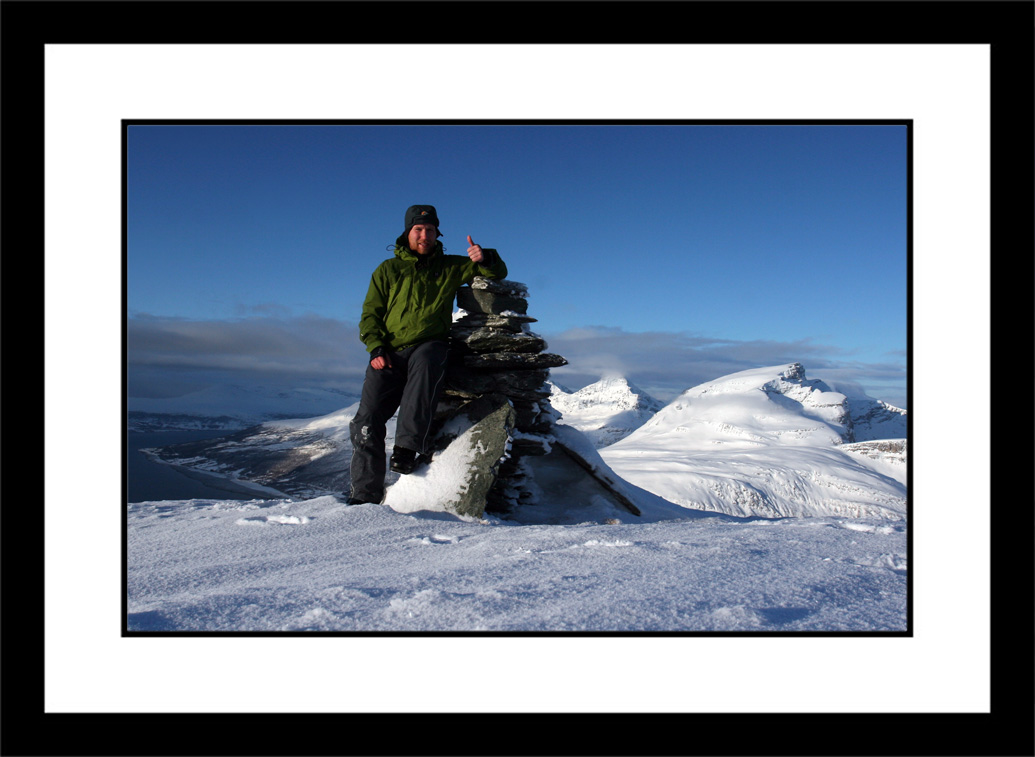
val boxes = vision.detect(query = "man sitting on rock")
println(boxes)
[347,205,508,505]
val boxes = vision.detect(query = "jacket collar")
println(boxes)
[394,237,443,263]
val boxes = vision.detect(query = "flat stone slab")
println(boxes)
[453,312,538,333]
[445,368,552,401]
[453,327,546,354]
[462,352,568,370]
[456,286,528,316]
[470,277,529,297]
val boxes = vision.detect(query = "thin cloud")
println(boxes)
[542,326,906,405]
[126,314,370,398]
[126,316,907,409]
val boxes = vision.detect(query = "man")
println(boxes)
[347,205,508,505]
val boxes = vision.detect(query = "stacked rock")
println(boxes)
[439,277,567,513]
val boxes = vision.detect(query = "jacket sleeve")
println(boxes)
[358,264,390,353]
[470,247,508,281]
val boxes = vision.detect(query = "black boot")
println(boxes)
[389,446,418,475]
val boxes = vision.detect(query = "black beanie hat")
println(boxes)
[404,205,442,237]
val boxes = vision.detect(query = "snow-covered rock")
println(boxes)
[846,397,909,442]
[385,393,515,518]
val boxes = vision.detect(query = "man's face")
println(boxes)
[408,223,438,255]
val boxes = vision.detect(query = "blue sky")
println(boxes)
[126,122,908,408]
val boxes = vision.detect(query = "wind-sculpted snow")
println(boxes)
[601,443,906,519]
[126,495,908,632]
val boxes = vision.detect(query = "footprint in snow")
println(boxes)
[236,514,310,526]
[409,534,458,545]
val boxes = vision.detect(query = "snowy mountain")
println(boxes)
[844,395,909,442]
[141,362,906,522]
[548,376,665,447]
[127,383,360,430]
[599,363,907,519]
[618,362,906,448]
[548,368,906,449]
[622,362,856,447]
[140,404,365,499]
[127,361,910,633]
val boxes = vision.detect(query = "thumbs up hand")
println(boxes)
[467,235,485,264]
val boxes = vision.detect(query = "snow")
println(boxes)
[599,364,907,519]
[381,411,491,515]
[549,375,664,447]
[126,363,909,633]
[127,495,906,632]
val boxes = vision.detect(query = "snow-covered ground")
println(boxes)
[127,493,906,632]
[126,363,908,633]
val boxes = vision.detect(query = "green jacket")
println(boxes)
[358,237,508,354]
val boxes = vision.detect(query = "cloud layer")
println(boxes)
[126,315,908,410]
[542,326,907,406]
[127,314,367,399]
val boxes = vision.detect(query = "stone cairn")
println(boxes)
[433,277,568,515]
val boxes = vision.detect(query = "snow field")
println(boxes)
[127,495,907,633]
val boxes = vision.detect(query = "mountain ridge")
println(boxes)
[598,363,907,519]
[548,375,665,447]
[556,363,906,448]
[139,362,907,521]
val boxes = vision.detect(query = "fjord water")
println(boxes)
[126,429,279,503]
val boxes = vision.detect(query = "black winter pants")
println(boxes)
[349,339,449,503]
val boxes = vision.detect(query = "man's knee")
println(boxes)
[408,339,449,373]
[350,417,383,449]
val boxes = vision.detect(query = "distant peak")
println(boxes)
[781,362,806,380]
